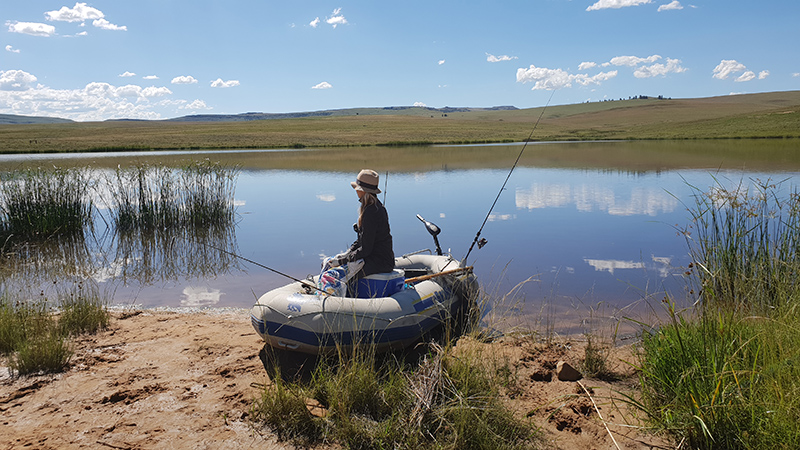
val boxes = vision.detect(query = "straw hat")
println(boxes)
[350,169,381,194]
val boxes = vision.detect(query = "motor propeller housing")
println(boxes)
[416,214,443,255]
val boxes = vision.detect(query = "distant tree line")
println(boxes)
[587,94,671,104]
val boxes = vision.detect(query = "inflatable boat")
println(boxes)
[250,216,479,354]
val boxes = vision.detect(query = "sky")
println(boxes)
[1,1,798,122]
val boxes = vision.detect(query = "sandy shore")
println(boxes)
[1,309,671,449]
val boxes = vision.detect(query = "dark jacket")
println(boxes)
[348,199,394,276]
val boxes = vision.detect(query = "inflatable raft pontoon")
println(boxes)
[250,251,478,354]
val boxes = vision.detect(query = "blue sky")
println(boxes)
[1,1,798,121]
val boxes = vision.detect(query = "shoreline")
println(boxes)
[1,309,671,449]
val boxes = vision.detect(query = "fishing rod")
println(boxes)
[462,90,556,264]
[205,243,323,294]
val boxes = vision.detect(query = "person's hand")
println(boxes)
[335,255,349,268]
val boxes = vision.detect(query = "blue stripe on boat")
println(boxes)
[254,312,446,349]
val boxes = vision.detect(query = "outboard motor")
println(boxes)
[416,214,443,256]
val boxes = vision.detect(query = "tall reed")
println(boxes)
[0,167,92,238]
[638,179,800,448]
[107,161,238,232]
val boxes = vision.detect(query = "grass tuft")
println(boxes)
[251,341,538,449]
[1,282,110,377]
[58,281,110,336]
[637,179,800,448]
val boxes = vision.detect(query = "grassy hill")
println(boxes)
[0,114,73,125]
[0,91,798,153]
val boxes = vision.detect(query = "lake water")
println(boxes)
[2,140,799,332]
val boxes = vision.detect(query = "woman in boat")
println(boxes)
[329,169,394,280]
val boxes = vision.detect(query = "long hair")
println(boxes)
[357,192,377,228]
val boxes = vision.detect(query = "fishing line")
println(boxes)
[203,243,324,294]
[463,89,556,264]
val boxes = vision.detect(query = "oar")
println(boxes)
[405,266,473,284]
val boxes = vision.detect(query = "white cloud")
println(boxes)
[119,71,136,78]
[310,17,320,28]
[712,59,747,80]
[182,99,209,110]
[172,75,198,85]
[312,81,332,89]
[587,0,652,11]
[609,55,661,67]
[736,71,756,82]
[316,193,336,202]
[438,59,445,65]
[578,61,597,70]
[141,86,172,97]
[326,8,348,28]
[0,70,38,91]
[45,2,104,22]
[413,101,427,107]
[712,59,768,82]
[143,75,159,80]
[210,78,240,88]
[0,74,178,121]
[634,58,687,78]
[793,73,800,78]
[5,45,21,54]
[516,65,618,90]
[7,21,56,37]
[93,18,127,31]
[657,1,683,11]
[486,53,518,63]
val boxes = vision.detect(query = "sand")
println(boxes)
[1,309,671,450]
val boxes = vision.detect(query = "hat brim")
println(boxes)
[351,181,381,194]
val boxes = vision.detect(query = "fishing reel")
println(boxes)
[416,214,443,256]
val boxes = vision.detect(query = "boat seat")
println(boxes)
[356,269,405,298]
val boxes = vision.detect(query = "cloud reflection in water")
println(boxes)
[516,183,678,216]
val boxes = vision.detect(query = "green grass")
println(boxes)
[0,282,110,377]
[637,180,800,448]
[251,342,538,449]
[0,167,93,239]
[58,281,110,336]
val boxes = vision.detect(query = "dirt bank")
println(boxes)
[1,310,671,449]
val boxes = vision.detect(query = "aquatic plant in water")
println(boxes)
[107,161,238,232]
[0,167,93,239]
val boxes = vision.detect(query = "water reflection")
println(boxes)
[516,183,678,216]
[111,225,241,285]
[181,285,223,307]
[0,140,798,328]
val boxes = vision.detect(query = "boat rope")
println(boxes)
[462,89,556,264]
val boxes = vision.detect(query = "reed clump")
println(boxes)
[637,179,800,448]
[107,160,238,232]
[251,341,538,449]
[0,167,92,239]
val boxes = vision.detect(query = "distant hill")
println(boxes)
[0,114,74,125]
[168,105,519,123]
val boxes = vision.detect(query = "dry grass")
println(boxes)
[1,91,798,153]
